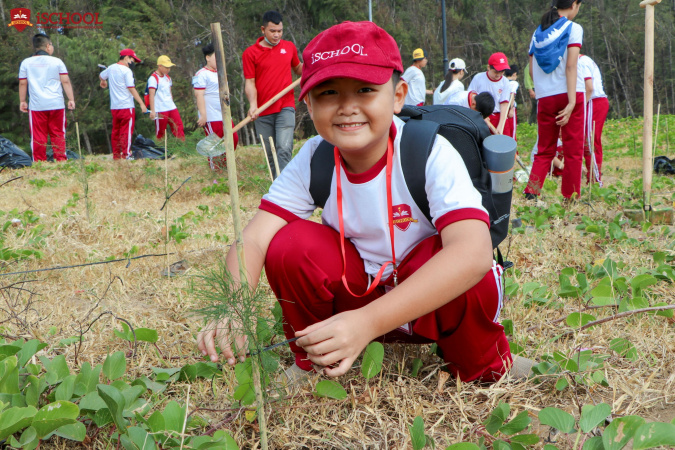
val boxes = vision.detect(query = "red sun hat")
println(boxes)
[299,21,403,100]
[120,48,142,63]
[488,52,510,71]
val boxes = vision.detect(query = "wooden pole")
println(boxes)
[232,78,301,134]
[268,137,280,178]
[211,23,267,450]
[640,0,662,221]
[211,23,247,282]
[259,135,274,182]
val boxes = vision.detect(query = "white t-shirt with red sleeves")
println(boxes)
[148,72,177,112]
[100,63,135,110]
[192,67,221,122]
[18,55,68,111]
[578,55,606,99]
[529,22,584,99]
[402,66,426,106]
[260,116,488,280]
[445,90,474,109]
[468,72,510,113]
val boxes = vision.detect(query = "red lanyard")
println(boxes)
[334,138,398,297]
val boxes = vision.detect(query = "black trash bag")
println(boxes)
[0,135,32,168]
[654,156,675,175]
[46,148,82,162]
[131,134,170,160]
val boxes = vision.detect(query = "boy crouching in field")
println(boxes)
[197,21,531,383]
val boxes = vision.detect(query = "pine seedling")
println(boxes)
[192,260,282,435]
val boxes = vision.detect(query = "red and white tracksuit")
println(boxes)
[584,97,609,185]
[264,219,511,383]
[111,108,135,160]
[525,92,585,199]
[29,109,67,162]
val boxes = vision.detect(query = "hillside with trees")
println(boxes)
[1,0,674,152]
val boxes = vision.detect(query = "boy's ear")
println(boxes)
[393,80,408,114]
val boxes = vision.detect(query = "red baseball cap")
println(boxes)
[120,49,141,63]
[488,52,510,71]
[299,21,403,100]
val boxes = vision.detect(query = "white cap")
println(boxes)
[449,58,467,72]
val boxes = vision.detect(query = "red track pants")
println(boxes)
[111,108,135,160]
[29,109,66,162]
[584,97,609,185]
[155,109,185,141]
[264,220,512,383]
[489,111,515,138]
[525,92,585,199]
[203,121,238,171]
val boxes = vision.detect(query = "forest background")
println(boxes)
[1,0,674,153]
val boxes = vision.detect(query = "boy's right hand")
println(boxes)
[197,318,248,365]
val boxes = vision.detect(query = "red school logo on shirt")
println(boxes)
[392,204,418,231]
[8,8,33,31]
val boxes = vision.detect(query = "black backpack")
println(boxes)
[309,104,513,266]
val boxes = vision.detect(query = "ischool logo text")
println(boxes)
[7,7,103,31]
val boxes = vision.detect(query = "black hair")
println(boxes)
[541,0,581,31]
[33,33,50,50]
[392,70,401,88]
[119,56,126,61]
[202,43,215,59]
[504,65,519,77]
[474,92,495,119]
[439,69,463,93]
[262,10,282,26]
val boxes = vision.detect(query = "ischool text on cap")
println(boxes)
[157,55,176,67]
[299,21,403,100]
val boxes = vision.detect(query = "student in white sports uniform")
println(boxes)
[445,90,495,120]
[402,48,433,106]
[18,33,75,162]
[578,54,608,185]
[525,0,585,201]
[148,55,185,141]
[193,43,238,171]
[197,21,533,384]
[468,52,511,135]
[433,58,467,105]
[99,49,147,160]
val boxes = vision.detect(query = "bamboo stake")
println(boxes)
[75,122,90,222]
[269,137,280,178]
[640,0,662,221]
[211,23,267,450]
[259,135,274,182]
[653,104,661,173]
[164,134,170,280]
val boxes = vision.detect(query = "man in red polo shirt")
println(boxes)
[242,10,302,177]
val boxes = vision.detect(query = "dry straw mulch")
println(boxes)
[1,145,674,449]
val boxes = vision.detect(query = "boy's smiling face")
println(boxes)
[306,76,407,171]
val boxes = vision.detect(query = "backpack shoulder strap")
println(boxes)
[309,139,336,208]
[399,119,440,224]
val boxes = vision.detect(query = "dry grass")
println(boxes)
[1,127,674,449]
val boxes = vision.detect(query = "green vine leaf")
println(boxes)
[31,400,79,439]
[315,380,347,400]
[361,342,384,379]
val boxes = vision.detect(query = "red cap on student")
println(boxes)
[120,49,142,63]
[299,21,403,100]
[488,52,510,71]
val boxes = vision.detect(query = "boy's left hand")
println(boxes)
[295,310,375,377]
